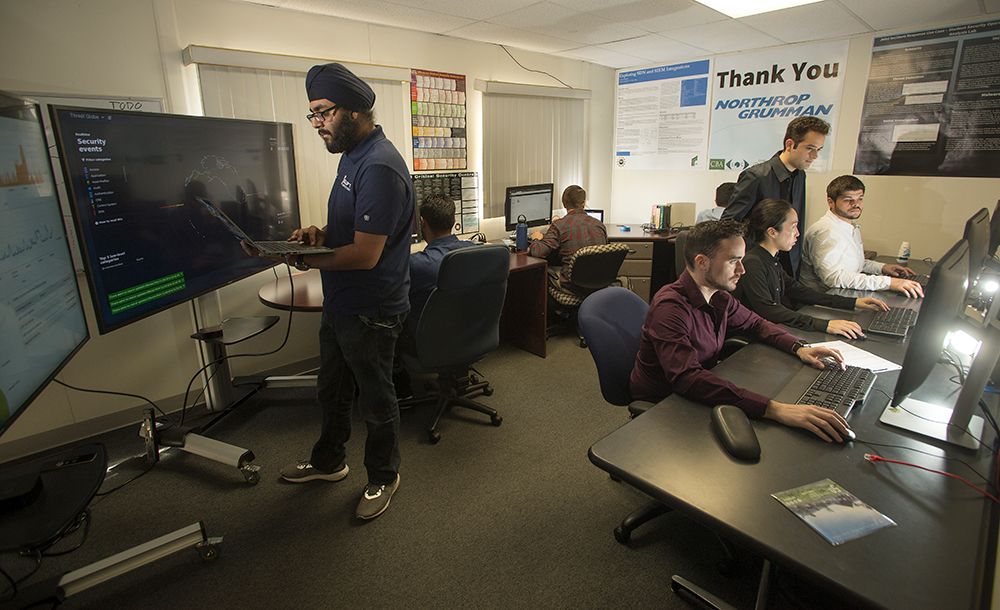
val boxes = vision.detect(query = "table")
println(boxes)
[589,326,998,609]
[258,252,550,358]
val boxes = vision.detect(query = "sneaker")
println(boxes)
[280,460,349,483]
[356,474,400,520]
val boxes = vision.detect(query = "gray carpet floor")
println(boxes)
[4,334,808,610]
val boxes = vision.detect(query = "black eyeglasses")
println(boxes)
[306,106,338,123]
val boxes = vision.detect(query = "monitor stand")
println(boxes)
[879,400,984,450]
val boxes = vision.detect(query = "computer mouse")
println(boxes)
[819,356,845,370]
[711,405,761,462]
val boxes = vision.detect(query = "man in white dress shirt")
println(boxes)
[800,175,923,298]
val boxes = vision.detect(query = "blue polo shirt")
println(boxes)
[321,126,414,317]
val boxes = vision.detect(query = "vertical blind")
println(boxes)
[196,64,411,228]
[482,94,586,220]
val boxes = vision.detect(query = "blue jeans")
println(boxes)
[310,311,404,485]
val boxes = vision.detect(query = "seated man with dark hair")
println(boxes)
[630,220,853,442]
[408,194,476,334]
[696,182,735,224]
[528,184,607,294]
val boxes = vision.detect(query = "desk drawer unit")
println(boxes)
[620,241,653,302]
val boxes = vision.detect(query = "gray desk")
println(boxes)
[589,338,998,609]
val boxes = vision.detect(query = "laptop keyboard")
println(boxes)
[866,307,917,336]
[798,364,877,415]
[258,241,329,253]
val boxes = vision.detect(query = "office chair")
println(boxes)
[674,229,688,279]
[547,243,630,347]
[398,244,508,444]
[578,288,737,578]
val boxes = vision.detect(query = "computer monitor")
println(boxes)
[962,207,990,294]
[988,199,1000,261]
[504,183,554,232]
[0,91,96,547]
[881,239,995,449]
[585,209,604,223]
[49,105,300,334]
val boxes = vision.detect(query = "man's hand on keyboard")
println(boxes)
[889,277,924,298]
[825,320,866,339]
[797,345,845,370]
[855,297,889,311]
[884,264,916,278]
[764,400,853,443]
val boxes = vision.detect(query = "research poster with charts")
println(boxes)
[854,20,1000,178]
[708,40,849,174]
[614,60,712,171]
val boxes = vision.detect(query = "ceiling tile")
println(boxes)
[276,0,475,33]
[561,0,728,34]
[443,21,581,54]
[383,0,539,21]
[599,34,709,64]
[837,0,983,31]
[487,2,649,45]
[554,45,649,69]
[662,19,784,54]
[740,2,871,43]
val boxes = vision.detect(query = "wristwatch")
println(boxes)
[293,254,310,271]
[791,340,807,355]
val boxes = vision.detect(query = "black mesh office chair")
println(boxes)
[547,243,630,347]
[398,244,508,443]
[674,229,688,279]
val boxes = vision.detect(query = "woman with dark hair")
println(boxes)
[733,199,888,338]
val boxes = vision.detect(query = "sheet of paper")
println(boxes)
[809,340,901,373]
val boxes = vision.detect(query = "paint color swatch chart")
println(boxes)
[411,69,467,171]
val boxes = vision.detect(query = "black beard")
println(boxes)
[323,115,362,154]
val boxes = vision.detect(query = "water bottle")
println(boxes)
[515,214,528,251]
[897,241,910,264]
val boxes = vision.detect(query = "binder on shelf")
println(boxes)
[650,204,672,231]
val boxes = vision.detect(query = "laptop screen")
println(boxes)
[585,209,604,222]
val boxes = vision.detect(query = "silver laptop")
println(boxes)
[197,197,333,256]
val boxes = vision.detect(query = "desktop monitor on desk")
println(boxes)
[504,183,553,232]
[881,238,998,449]
[963,207,990,295]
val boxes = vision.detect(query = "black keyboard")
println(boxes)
[798,364,876,415]
[914,273,930,287]
[866,307,917,336]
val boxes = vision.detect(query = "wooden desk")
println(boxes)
[607,224,679,301]
[589,339,998,610]
[258,254,550,358]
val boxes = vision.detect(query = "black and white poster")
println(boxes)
[854,20,1000,178]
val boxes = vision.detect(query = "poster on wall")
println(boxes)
[708,40,849,174]
[853,20,1000,178]
[411,172,480,235]
[411,69,467,172]
[614,60,712,170]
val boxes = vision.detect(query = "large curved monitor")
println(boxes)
[0,93,89,441]
[49,106,300,334]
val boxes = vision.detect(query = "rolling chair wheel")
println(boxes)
[428,431,441,444]
[580,338,587,348]
[491,415,503,426]
[613,526,630,544]
[483,386,494,396]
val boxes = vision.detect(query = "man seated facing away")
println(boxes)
[696,182,735,224]
[800,175,923,298]
[407,193,476,336]
[528,184,608,294]
[630,220,853,442]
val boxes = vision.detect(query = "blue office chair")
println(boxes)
[579,287,738,581]
[399,244,508,443]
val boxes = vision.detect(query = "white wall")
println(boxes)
[611,22,1000,262]
[0,0,615,459]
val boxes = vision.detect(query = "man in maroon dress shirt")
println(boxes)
[630,220,853,443]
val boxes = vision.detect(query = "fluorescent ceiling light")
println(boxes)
[694,0,823,18]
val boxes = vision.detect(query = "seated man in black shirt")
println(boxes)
[733,199,887,338]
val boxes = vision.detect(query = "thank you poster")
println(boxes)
[709,40,849,174]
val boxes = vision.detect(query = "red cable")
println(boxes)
[865,454,1000,504]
